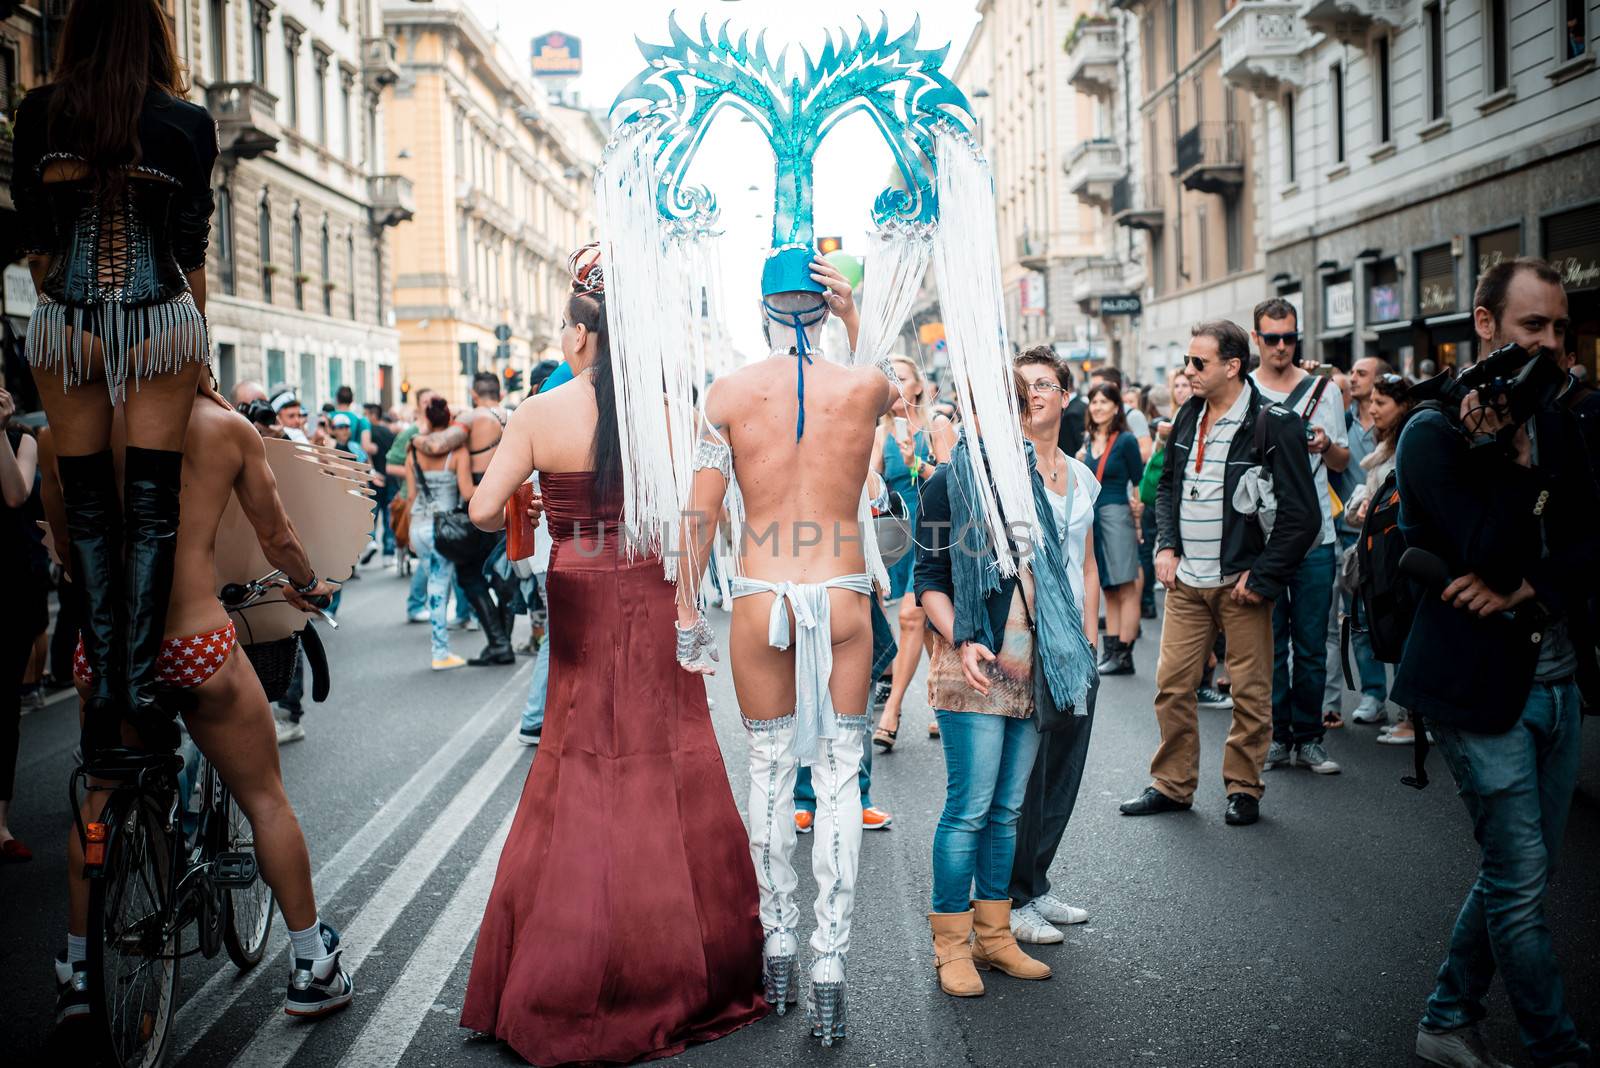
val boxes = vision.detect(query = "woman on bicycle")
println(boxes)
[38,386,355,1032]
[9,0,216,764]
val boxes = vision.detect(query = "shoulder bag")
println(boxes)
[412,447,486,565]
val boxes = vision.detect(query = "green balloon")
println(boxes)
[825,250,865,290]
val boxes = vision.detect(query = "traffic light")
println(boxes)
[399,379,412,401]
[504,366,523,394]
[816,236,843,254]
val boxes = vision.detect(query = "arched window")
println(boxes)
[258,193,273,303]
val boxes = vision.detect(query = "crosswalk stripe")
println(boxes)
[226,732,527,1068]
[173,660,532,1062]
[336,807,515,1068]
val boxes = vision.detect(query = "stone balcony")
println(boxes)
[1065,19,1120,98]
[1300,0,1410,43]
[1177,122,1245,196]
[362,36,401,93]
[368,175,415,228]
[206,82,281,161]
[1219,2,1310,98]
[1064,139,1125,208]
[1072,258,1127,311]
[1111,177,1164,231]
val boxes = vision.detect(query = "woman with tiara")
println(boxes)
[459,247,768,1065]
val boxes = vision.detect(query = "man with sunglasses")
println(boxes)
[1247,298,1350,776]
[1120,320,1319,827]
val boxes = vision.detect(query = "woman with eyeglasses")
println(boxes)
[1080,383,1146,675]
[872,356,956,752]
[1344,374,1416,744]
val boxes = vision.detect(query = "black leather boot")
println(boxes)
[58,452,125,757]
[466,588,515,665]
[122,447,184,752]
[1095,636,1123,676]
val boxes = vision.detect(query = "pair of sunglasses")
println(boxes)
[1259,331,1300,346]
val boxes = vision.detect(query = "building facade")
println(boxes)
[1222,0,1600,374]
[198,0,410,409]
[382,0,602,407]
[1121,0,1263,382]
[955,0,1118,365]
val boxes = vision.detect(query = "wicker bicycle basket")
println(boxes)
[243,633,302,703]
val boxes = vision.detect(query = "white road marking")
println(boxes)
[336,808,515,1068]
[173,661,531,1062]
[226,731,526,1068]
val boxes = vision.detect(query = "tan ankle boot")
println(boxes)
[929,910,984,997]
[970,899,1051,980]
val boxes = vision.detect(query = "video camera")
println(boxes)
[236,399,278,428]
[1408,342,1567,432]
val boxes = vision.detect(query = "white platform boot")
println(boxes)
[805,718,866,1046]
[743,713,801,1014]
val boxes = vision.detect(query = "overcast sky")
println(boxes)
[472,0,981,358]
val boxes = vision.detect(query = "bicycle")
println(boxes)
[69,572,330,1067]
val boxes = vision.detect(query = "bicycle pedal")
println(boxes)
[211,852,259,888]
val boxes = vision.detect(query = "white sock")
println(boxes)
[288,920,327,961]
[67,933,88,964]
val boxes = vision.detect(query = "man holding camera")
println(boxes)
[1397,258,1595,1068]
[1120,320,1319,826]
[1248,298,1350,775]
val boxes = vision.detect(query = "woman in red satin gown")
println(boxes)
[460,254,767,1065]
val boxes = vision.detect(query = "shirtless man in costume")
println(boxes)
[676,252,896,1045]
[39,386,353,1026]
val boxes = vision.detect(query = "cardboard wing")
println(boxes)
[216,438,376,645]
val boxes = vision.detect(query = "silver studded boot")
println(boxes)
[744,712,801,1013]
[805,720,865,1045]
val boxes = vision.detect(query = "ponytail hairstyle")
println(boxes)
[46,0,188,199]
[423,396,452,430]
[566,244,620,509]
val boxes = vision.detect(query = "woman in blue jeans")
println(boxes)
[405,397,475,670]
[912,376,1099,999]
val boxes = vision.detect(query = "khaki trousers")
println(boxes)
[1149,578,1274,803]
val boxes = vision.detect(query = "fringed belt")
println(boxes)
[25,292,210,402]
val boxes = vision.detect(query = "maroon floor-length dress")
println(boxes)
[461,472,768,1065]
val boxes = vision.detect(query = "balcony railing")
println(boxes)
[1219,1,1310,98]
[1064,139,1125,208]
[362,36,401,92]
[1065,20,1120,98]
[368,175,415,228]
[1176,122,1245,195]
[1111,177,1164,231]
[1016,233,1049,269]
[1072,258,1127,309]
[1300,0,1410,43]
[206,82,282,161]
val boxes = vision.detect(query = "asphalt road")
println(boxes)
[3,562,1598,1068]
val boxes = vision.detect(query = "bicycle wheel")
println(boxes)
[220,784,277,969]
[86,792,179,1068]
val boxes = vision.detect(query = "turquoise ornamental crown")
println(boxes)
[610,14,976,294]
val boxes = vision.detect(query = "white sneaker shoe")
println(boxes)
[1009,901,1064,944]
[359,540,380,566]
[1415,1024,1513,1068]
[275,717,306,745]
[1032,892,1089,926]
[407,610,429,624]
[1351,696,1385,724]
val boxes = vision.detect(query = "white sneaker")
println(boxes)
[1294,741,1341,774]
[407,610,429,624]
[465,617,480,632]
[275,717,306,745]
[1009,901,1064,944]
[1351,696,1385,724]
[1032,892,1089,926]
[359,541,379,566]
[1415,1024,1513,1068]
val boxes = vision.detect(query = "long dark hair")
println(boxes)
[567,291,621,508]
[46,0,187,196]
[1083,382,1129,438]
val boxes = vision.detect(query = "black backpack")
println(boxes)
[1349,468,1415,664]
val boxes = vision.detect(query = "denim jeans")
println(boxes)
[410,521,456,661]
[1421,681,1589,1067]
[931,710,1041,914]
[407,554,472,624]
[376,476,398,555]
[519,574,550,736]
[1271,541,1336,747]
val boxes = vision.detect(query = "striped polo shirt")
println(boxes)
[1177,387,1251,588]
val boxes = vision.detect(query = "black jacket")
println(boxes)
[1390,406,1600,731]
[912,464,1018,648]
[10,87,219,305]
[1154,380,1320,601]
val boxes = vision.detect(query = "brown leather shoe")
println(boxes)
[929,910,984,997]
[970,899,1051,980]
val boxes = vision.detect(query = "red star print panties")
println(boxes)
[73,621,239,689]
